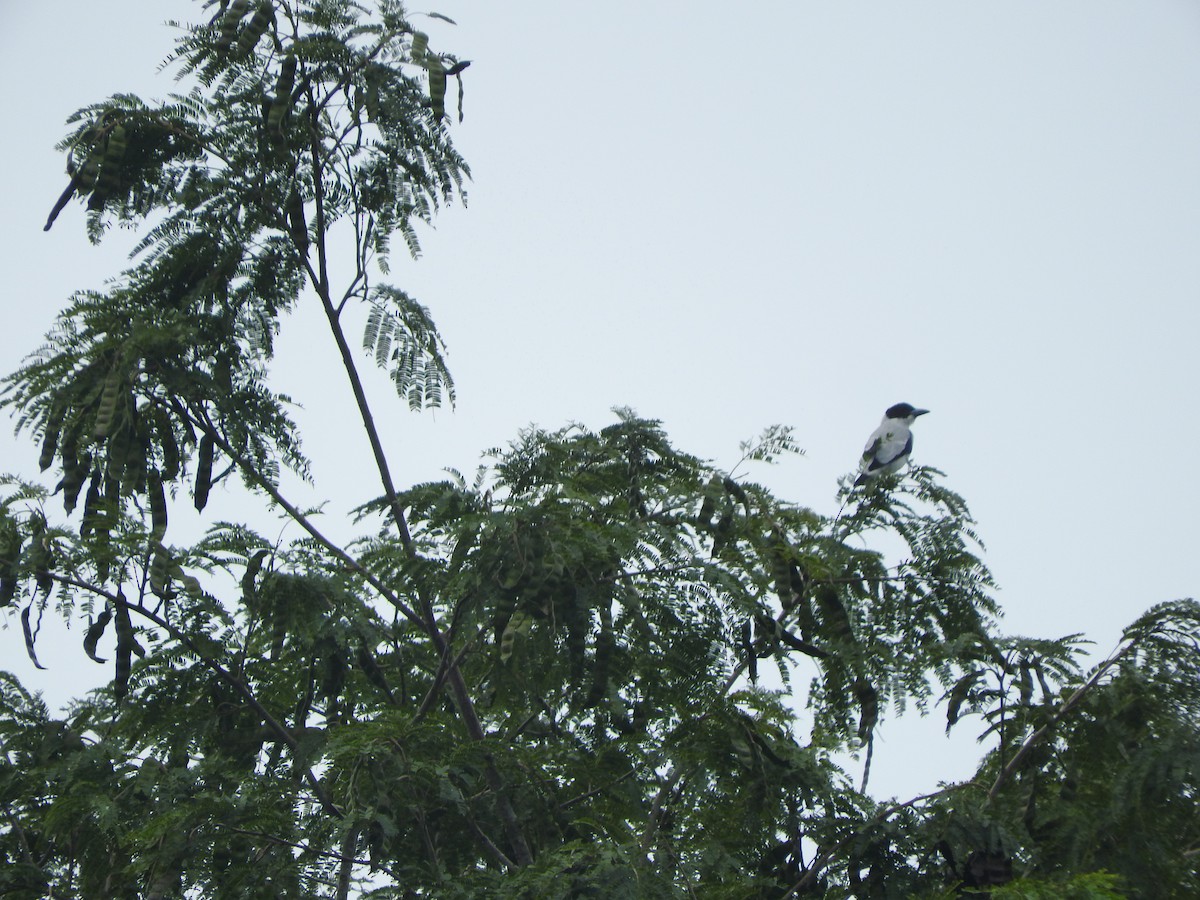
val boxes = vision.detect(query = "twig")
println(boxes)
[986,640,1134,804]
[782,782,980,897]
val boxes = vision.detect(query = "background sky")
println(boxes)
[2,1,1198,802]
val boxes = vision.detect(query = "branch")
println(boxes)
[168,399,426,631]
[335,826,359,900]
[0,801,37,866]
[303,94,415,556]
[985,640,1135,804]
[782,782,981,898]
[297,91,533,870]
[639,767,687,858]
[216,823,401,881]
[54,572,344,821]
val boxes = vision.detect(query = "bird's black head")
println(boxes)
[886,402,929,419]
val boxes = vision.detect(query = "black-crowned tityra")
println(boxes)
[854,403,929,486]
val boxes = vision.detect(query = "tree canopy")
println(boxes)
[2,2,1198,897]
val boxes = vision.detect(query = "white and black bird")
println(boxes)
[854,403,929,485]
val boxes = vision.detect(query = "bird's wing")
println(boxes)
[861,427,911,473]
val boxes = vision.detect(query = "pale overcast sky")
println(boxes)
[2,1,1198,800]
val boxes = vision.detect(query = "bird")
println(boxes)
[854,403,929,486]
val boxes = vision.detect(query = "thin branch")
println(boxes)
[216,823,401,881]
[54,572,344,821]
[986,640,1135,804]
[560,767,640,811]
[463,815,517,871]
[1,801,37,866]
[166,398,425,631]
[299,87,533,870]
[303,93,415,555]
[412,622,487,724]
[335,826,359,900]
[782,782,981,898]
[639,767,687,858]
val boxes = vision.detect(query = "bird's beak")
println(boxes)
[913,408,930,417]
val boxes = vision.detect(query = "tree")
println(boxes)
[1,2,1197,897]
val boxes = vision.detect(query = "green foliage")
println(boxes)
[2,2,1198,897]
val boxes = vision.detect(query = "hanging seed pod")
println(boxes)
[411,32,429,62]
[267,54,297,142]
[81,471,104,537]
[148,405,180,481]
[171,561,203,599]
[237,0,274,54]
[149,544,173,599]
[120,406,148,497]
[286,192,309,252]
[76,145,103,192]
[21,605,46,670]
[104,123,127,163]
[60,451,87,513]
[148,469,168,542]
[240,548,269,602]
[28,516,53,598]
[92,123,127,204]
[93,365,124,439]
[104,415,128,481]
[39,407,63,472]
[362,64,384,121]
[84,608,113,663]
[217,0,251,52]
[160,422,180,481]
[194,433,215,512]
[428,62,447,120]
[0,519,21,608]
[499,611,531,663]
[114,599,135,702]
[854,677,879,742]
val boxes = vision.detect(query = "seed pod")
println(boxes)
[119,411,148,497]
[286,192,309,252]
[0,519,21,608]
[104,123,127,164]
[84,608,113,663]
[946,670,983,729]
[28,518,53,598]
[59,421,86,512]
[93,365,124,439]
[81,471,104,537]
[150,406,180,481]
[240,548,269,602]
[237,0,274,54]
[114,599,135,702]
[499,611,531,663]
[815,585,855,644]
[362,64,384,121]
[104,415,127,479]
[854,677,879,741]
[173,564,203,599]
[0,575,15,608]
[217,0,251,52]
[149,545,172,600]
[22,605,46,670]
[411,32,429,62]
[194,433,214,511]
[148,469,168,541]
[428,62,447,120]
[76,146,103,192]
[39,405,64,471]
[267,54,297,142]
